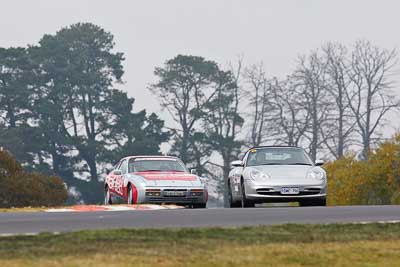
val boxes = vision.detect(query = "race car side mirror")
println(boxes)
[315,159,325,166]
[231,160,244,167]
[190,169,198,175]
[199,176,208,184]
[113,170,122,176]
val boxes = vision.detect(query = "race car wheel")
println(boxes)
[104,186,112,205]
[241,180,255,208]
[228,181,241,208]
[127,184,137,204]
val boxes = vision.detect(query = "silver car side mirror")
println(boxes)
[190,169,198,175]
[315,159,324,166]
[231,160,244,167]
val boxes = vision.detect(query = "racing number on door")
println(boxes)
[108,174,115,190]
[114,159,128,196]
[114,175,123,195]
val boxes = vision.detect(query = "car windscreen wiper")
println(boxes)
[258,163,283,165]
[288,163,312,166]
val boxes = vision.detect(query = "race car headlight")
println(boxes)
[190,189,204,197]
[249,168,270,182]
[307,168,325,180]
[145,189,161,196]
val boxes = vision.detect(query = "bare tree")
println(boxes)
[243,63,276,147]
[346,40,398,159]
[271,77,311,147]
[293,51,332,161]
[240,40,398,161]
[243,64,311,149]
[321,42,355,159]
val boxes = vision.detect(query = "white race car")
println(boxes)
[104,155,208,208]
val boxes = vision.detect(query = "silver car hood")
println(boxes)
[248,165,325,186]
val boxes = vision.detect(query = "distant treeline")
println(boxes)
[0,23,169,203]
[1,23,399,204]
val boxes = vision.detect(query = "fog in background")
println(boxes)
[2,0,400,131]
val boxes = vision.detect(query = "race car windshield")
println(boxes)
[129,159,188,172]
[246,148,313,166]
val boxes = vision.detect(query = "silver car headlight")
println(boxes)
[307,168,325,180]
[249,168,271,182]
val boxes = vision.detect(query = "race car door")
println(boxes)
[107,160,124,196]
[113,159,126,197]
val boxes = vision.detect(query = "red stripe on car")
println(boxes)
[131,183,138,203]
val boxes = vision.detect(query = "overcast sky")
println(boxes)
[2,0,400,131]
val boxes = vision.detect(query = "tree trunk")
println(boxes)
[222,154,231,208]
[310,99,318,161]
[181,130,189,164]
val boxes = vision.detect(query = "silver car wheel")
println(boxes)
[228,181,240,208]
[240,182,245,207]
[241,180,254,208]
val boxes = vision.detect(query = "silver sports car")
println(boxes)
[104,156,208,208]
[227,146,327,207]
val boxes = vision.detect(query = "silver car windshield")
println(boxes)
[129,159,188,172]
[246,148,313,166]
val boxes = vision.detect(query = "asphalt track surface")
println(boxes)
[1,205,400,235]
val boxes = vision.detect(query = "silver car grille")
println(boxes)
[256,187,321,196]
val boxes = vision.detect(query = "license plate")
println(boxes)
[164,191,186,197]
[280,187,300,195]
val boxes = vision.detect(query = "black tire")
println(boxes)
[315,198,327,206]
[192,203,207,209]
[104,186,112,205]
[127,185,134,204]
[228,181,241,208]
[241,180,255,208]
[299,198,326,207]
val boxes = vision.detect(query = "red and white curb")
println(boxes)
[45,204,184,212]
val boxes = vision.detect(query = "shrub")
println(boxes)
[0,148,22,176]
[326,134,400,205]
[0,150,67,208]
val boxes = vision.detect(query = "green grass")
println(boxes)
[0,207,47,212]
[1,223,400,266]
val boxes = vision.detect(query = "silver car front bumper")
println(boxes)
[243,181,326,202]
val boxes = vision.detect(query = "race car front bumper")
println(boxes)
[141,187,208,205]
